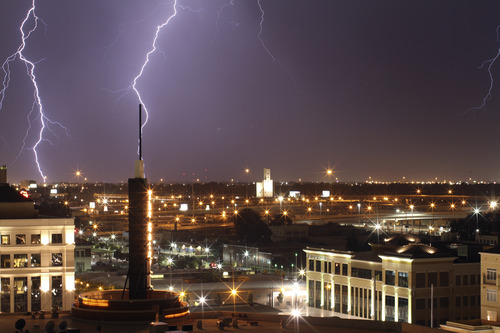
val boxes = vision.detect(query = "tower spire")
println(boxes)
[139,104,142,161]
[135,104,144,178]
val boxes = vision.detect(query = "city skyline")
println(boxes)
[1,0,500,183]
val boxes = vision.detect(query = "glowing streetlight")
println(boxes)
[231,288,238,325]
[409,205,414,231]
[491,201,498,209]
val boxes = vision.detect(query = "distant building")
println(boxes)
[20,180,37,190]
[305,235,480,326]
[0,184,35,219]
[269,224,309,243]
[222,244,272,270]
[256,168,273,198]
[476,234,499,246]
[0,174,75,313]
[75,238,92,273]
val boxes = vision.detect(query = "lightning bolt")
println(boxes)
[131,0,180,158]
[215,0,235,39]
[118,0,294,158]
[257,0,296,86]
[215,0,294,83]
[0,0,68,182]
[468,25,500,113]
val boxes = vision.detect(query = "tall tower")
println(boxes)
[256,168,274,198]
[128,105,150,299]
[0,165,6,184]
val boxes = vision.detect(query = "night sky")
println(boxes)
[1,0,500,183]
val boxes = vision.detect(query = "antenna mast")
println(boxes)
[139,104,142,161]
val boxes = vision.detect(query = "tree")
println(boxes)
[214,293,222,306]
[234,208,271,244]
[247,292,254,306]
[270,213,293,225]
[450,212,500,241]
[276,291,284,305]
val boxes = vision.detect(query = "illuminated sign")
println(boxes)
[322,190,330,198]
[179,203,188,211]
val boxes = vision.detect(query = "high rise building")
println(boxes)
[0,172,75,313]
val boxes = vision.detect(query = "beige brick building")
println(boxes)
[305,237,480,327]
[480,247,500,321]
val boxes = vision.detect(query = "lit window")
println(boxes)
[487,268,497,281]
[487,289,497,303]
[13,254,28,268]
[1,235,10,245]
[51,234,62,244]
[31,234,41,244]
[51,253,63,266]
[1,255,10,268]
[398,272,409,287]
[30,254,41,267]
[16,234,26,245]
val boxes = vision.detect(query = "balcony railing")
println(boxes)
[483,273,498,286]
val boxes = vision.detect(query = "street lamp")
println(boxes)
[474,208,480,234]
[231,288,238,327]
[430,202,435,228]
[199,295,206,326]
[244,250,249,268]
[409,205,414,231]
[245,168,250,198]
[167,257,173,290]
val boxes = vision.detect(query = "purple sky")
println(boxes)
[1,0,500,183]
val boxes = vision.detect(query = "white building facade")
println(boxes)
[256,168,273,198]
[0,218,75,313]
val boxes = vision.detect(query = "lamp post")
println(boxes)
[167,258,173,291]
[244,168,250,198]
[244,250,249,269]
[474,208,480,234]
[231,288,237,327]
[409,205,414,232]
[199,295,206,326]
[430,202,435,229]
